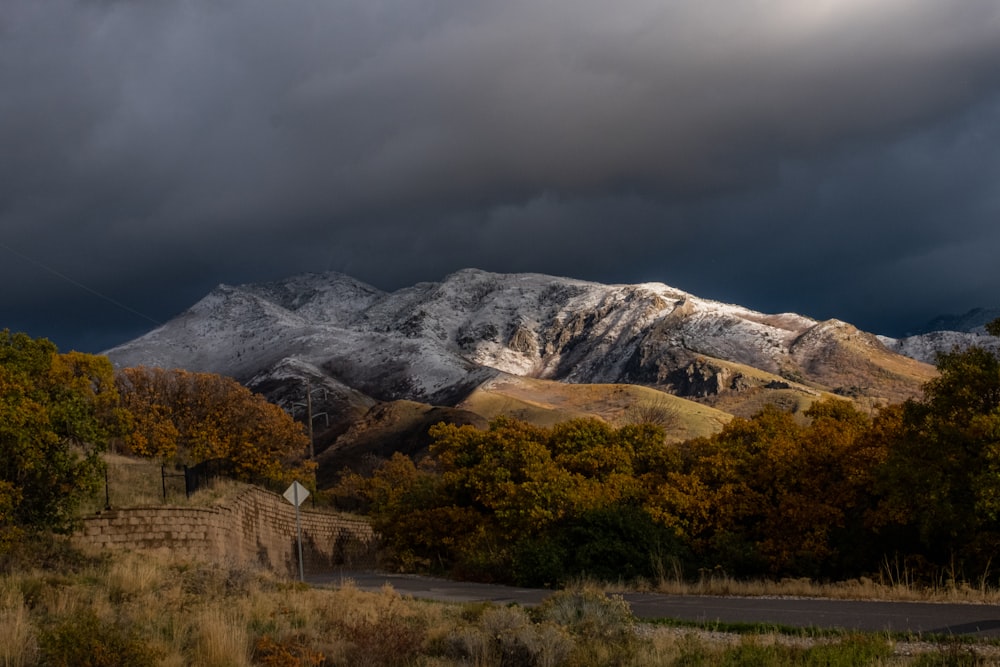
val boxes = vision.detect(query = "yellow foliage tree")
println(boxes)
[0,331,117,533]
[646,399,876,576]
[340,416,675,581]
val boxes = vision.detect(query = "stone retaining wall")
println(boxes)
[74,487,378,576]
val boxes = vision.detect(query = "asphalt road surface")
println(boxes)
[309,571,1000,639]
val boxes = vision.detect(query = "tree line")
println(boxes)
[0,330,312,547]
[339,320,1000,587]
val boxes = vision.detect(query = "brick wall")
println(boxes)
[74,487,378,576]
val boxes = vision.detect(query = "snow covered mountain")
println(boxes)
[915,307,1000,335]
[107,269,937,420]
[877,307,1000,364]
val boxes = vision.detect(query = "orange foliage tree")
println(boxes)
[116,367,312,486]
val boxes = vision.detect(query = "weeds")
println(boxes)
[78,455,251,515]
[666,633,895,667]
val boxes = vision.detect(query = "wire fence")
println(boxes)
[86,457,298,514]
[88,458,240,512]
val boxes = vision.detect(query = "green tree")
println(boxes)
[0,331,116,534]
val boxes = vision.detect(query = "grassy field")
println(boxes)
[2,539,999,666]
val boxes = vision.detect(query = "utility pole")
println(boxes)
[306,380,314,459]
[293,380,328,459]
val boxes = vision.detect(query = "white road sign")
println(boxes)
[283,480,310,507]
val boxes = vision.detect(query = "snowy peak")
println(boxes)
[242,271,384,325]
[108,283,312,375]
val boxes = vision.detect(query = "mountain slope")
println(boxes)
[106,269,938,466]
[459,375,732,440]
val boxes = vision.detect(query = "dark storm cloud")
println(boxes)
[3,0,1000,351]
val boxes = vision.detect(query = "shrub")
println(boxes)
[446,605,573,667]
[535,589,635,666]
[536,589,634,644]
[37,609,161,667]
[511,535,568,588]
[339,611,425,667]
[254,635,326,667]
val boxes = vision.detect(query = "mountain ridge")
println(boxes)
[107,267,946,414]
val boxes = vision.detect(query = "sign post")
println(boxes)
[282,480,311,582]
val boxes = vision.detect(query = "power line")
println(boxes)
[0,241,162,327]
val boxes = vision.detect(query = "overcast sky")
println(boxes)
[3,0,1000,353]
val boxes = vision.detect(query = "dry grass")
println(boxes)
[3,543,1000,666]
[0,580,37,667]
[192,606,252,667]
[620,569,1000,605]
[460,377,732,441]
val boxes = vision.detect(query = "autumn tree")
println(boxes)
[646,399,876,577]
[334,452,478,572]
[339,416,680,584]
[116,367,312,486]
[870,342,1000,578]
[0,331,117,535]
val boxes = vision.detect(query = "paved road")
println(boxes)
[309,571,1000,639]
